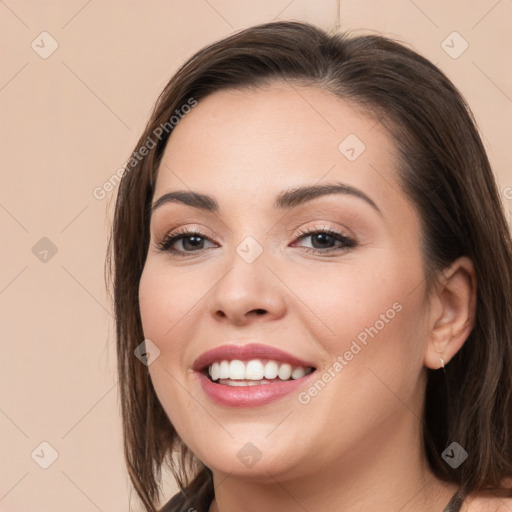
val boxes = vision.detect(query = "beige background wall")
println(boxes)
[1,1,510,511]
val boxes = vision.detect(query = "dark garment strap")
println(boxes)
[443,489,465,512]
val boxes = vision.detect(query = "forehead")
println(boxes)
[155,83,402,213]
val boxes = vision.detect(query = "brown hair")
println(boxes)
[106,20,512,511]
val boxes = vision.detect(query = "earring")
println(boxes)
[440,357,445,369]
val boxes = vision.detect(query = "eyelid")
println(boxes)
[293,222,352,237]
[155,223,218,243]
[157,221,351,244]
[288,219,357,243]
[156,222,357,257]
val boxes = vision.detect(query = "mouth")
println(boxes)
[193,343,317,407]
[203,358,315,386]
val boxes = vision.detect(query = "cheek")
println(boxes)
[138,264,203,429]
[138,258,220,412]
[293,252,419,332]
[137,263,193,383]
[294,266,428,432]
[138,261,206,343]
[294,252,428,378]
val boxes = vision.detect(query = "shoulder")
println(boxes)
[462,493,512,512]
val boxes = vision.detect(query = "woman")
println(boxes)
[107,21,512,512]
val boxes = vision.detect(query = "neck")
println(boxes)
[208,412,459,512]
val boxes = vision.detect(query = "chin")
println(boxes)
[191,433,307,481]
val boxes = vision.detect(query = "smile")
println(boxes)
[207,358,314,385]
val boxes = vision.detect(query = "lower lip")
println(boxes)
[197,371,316,407]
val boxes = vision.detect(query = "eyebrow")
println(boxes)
[151,182,382,216]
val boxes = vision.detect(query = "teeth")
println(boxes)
[229,360,245,380]
[219,360,230,379]
[219,379,274,387]
[277,363,292,380]
[206,359,313,382]
[245,359,265,380]
[291,367,306,379]
[264,360,279,379]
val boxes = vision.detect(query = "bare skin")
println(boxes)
[460,493,512,512]
[138,83,509,511]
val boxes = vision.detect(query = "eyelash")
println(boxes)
[156,226,357,257]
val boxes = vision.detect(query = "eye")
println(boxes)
[155,226,357,257]
[292,226,356,254]
[156,228,216,256]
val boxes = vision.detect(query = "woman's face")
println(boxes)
[139,83,432,480]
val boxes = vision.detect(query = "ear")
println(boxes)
[423,256,477,370]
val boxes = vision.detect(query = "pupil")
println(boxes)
[184,235,203,250]
[312,233,333,248]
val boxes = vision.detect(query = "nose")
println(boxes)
[206,247,287,326]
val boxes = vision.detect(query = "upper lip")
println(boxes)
[192,343,316,372]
